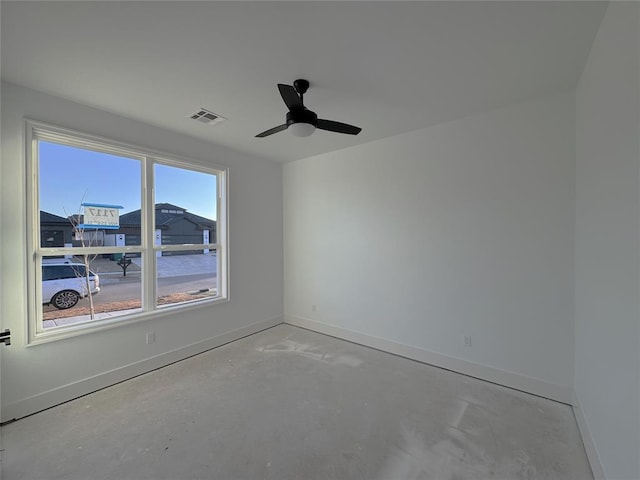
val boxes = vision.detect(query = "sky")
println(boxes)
[39,141,217,220]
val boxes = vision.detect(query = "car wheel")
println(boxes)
[52,290,80,309]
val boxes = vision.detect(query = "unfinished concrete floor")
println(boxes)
[2,324,592,480]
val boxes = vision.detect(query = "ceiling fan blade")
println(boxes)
[255,124,287,138]
[278,84,302,110]
[317,119,362,135]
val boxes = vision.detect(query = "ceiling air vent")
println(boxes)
[189,108,226,126]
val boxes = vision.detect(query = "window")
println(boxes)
[26,120,228,343]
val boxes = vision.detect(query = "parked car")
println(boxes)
[42,261,100,309]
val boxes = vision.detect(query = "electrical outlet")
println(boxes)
[146,332,156,345]
[311,304,317,312]
[464,336,472,347]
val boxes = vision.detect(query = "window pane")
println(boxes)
[154,164,218,308]
[154,164,217,244]
[156,251,218,308]
[42,253,143,329]
[38,141,142,248]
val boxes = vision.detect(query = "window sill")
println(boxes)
[27,296,230,347]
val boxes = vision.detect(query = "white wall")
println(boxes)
[0,82,283,420]
[575,3,640,480]
[284,91,576,401]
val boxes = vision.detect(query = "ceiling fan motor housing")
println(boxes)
[287,108,318,127]
[293,79,310,95]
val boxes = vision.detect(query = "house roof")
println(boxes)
[40,206,214,231]
[40,211,70,225]
[119,204,215,229]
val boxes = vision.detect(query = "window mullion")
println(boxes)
[217,175,228,299]
[142,157,157,311]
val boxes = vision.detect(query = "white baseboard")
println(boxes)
[572,392,606,480]
[2,316,283,423]
[285,315,574,404]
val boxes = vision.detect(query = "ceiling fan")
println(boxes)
[256,79,362,138]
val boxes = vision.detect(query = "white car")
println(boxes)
[42,261,100,309]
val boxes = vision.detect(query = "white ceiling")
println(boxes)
[1,1,607,163]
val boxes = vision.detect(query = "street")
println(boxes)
[97,272,216,304]
[43,271,217,316]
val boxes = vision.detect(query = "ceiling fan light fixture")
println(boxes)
[286,108,318,137]
[289,122,316,137]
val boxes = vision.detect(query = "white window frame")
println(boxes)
[25,120,229,345]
